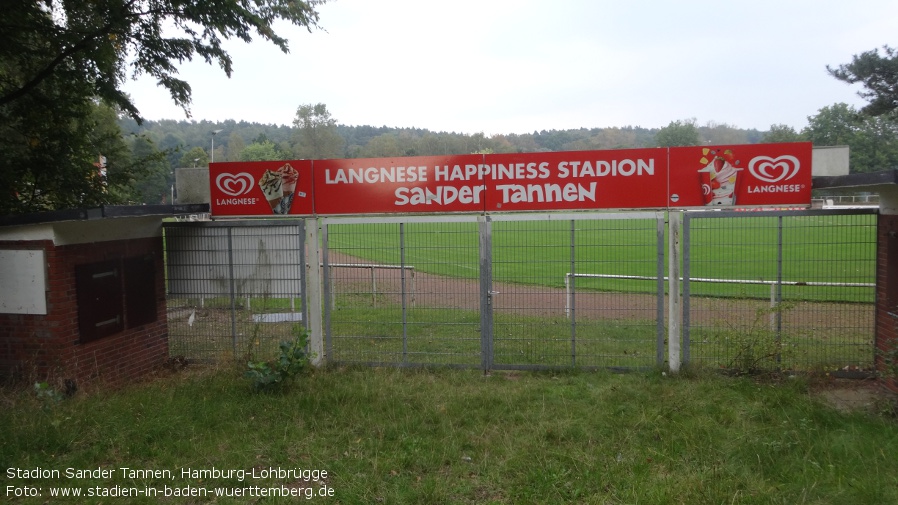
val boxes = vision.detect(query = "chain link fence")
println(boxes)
[163,209,876,374]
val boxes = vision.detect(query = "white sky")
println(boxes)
[122,0,898,135]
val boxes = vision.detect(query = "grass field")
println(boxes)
[2,367,896,504]
[324,212,876,303]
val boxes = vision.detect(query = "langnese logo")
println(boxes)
[748,155,800,183]
[746,155,805,196]
[214,172,259,207]
[216,172,254,196]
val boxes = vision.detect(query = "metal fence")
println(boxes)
[163,208,877,374]
[683,209,876,374]
[164,220,308,362]
[320,212,665,370]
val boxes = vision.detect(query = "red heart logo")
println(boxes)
[748,156,800,183]
[216,172,254,196]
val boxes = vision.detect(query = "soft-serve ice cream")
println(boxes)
[699,150,740,206]
[278,163,298,195]
[258,169,284,211]
[273,163,299,214]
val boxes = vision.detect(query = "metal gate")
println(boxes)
[321,212,666,370]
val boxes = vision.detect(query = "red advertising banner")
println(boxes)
[312,155,486,215]
[209,160,314,217]
[206,142,813,217]
[482,149,669,211]
[668,142,812,208]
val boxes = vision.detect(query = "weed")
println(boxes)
[879,339,898,383]
[245,325,311,391]
[33,382,64,405]
[716,301,797,375]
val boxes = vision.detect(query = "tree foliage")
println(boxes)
[701,121,752,145]
[829,46,898,117]
[654,119,701,147]
[292,103,344,159]
[803,103,898,173]
[240,141,283,161]
[0,0,325,214]
[178,147,209,168]
[763,124,806,143]
[1,0,325,120]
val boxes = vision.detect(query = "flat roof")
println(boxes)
[0,204,210,228]
[813,169,898,192]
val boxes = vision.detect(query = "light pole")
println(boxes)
[211,129,223,163]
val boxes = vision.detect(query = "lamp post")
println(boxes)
[211,129,223,163]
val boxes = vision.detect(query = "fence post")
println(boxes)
[569,220,577,366]
[479,215,494,372]
[776,215,783,365]
[227,228,237,358]
[668,211,682,373]
[400,222,408,363]
[305,218,325,366]
[656,212,666,367]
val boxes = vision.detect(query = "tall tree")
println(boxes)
[128,136,171,204]
[802,103,861,147]
[292,103,344,159]
[178,147,209,168]
[763,124,806,143]
[654,119,701,147]
[0,0,326,214]
[803,103,898,173]
[227,132,246,162]
[828,46,898,117]
[239,141,281,161]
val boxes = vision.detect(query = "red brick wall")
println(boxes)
[0,237,168,385]
[876,213,898,393]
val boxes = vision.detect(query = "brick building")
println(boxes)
[0,205,205,387]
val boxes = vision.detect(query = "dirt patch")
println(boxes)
[324,251,872,330]
[812,379,898,415]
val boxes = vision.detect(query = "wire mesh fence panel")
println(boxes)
[684,209,875,374]
[489,213,664,370]
[164,222,306,362]
[779,211,876,373]
[323,216,482,366]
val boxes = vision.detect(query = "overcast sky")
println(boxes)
[122,0,898,135]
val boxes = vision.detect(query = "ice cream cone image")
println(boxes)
[278,163,298,195]
[258,169,284,212]
[699,159,740,206]
[275,163,299,214]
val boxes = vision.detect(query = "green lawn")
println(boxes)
[2,367,896,504]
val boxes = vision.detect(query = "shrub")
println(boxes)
[245,327,310,391]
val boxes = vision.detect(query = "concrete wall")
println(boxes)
[176,167,211,204]
[811,146,850,177]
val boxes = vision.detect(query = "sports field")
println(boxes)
[324,212,876,303]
